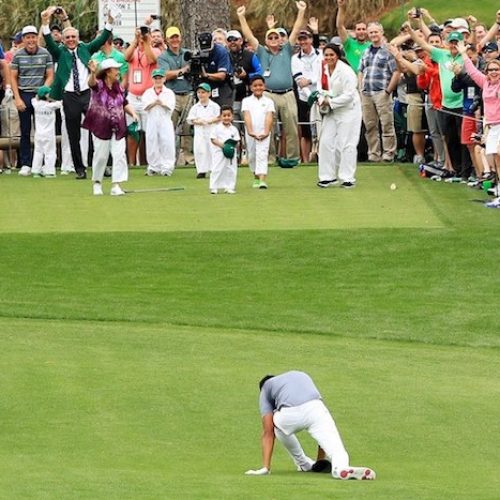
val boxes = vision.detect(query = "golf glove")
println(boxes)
[245,467,270,476]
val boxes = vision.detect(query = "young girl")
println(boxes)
[186,83,220,178]
[210,106,240,194]
[143,69,176,176]
[241,75,275,189]
[31,86,61,178]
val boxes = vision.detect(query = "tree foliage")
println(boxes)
[0,0,400,43]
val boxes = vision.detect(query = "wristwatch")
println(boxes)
[177,70,183,77]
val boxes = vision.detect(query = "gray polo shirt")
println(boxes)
[158,48,192,94]
[256,42,294,92]
[259,371,322,416]
[10,47,53,92]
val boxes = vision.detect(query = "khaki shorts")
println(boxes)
[0,99,20,138]
[407,93,426,133]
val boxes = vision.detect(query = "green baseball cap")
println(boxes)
[152,68,165,78]
[447,32,464,43]
[197,82,211,92]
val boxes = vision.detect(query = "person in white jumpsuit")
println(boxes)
[186,83,220,179]
[315,44,362,188]
[245,370,376,480]
[209,106,240,194]
[241,75,275,189]
[143,69,176,176]
[31,86,61,177]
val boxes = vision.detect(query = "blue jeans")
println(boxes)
[18,91,36,167]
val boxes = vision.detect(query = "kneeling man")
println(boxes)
[245,370,376,480]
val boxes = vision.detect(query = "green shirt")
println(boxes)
[91,48,128,81]
[256,42,294,91]
[430,47,463,109]
[343,37,370,72]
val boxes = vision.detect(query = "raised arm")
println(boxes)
[289,1,308,46]
[403,21,433,54]
[477,9,500,50]
[336,0,349,42]
[237,6,259,51]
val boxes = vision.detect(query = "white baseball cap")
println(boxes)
[22,25,38,36]
[227,30,242,40]
[99,59,122,71]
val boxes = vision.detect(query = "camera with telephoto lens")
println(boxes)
[151,14,159,20]
[54,7,63,15]
[184,32,213,78]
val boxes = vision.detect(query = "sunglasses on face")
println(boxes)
[227,37,239,42]
[267,35,279,40]
[486,67,499,72]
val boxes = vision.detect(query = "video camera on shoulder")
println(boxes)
[184,32,213,76]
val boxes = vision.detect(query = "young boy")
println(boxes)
[143,69,176,176]
[210,106,240,194]
[241,75,275,189]
[187,83,221,178]
[31,86,61,178]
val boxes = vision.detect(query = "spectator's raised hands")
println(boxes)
[308,17,319,34]
[41,7,56,24]
[337,0,346,6]
[237,6,247,17]
[296,1,307,12]
[88,59,98,74]
[456,40,468,55]
[266,14,276,29]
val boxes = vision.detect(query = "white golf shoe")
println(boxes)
[337,466,376,480]
[93,183,103,196]
[18,166,31,176]
[110,185,125,196]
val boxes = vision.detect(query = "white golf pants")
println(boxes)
[245,134,270,176]
[91,134,128,184]
[318,108,362,183]
[273,399,349,477]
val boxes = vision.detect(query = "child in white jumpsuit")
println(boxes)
[241,75,275,189]
[143,69,176,176]
[186,83,220,179]
[31,86,61,177]
[210,106,240,194]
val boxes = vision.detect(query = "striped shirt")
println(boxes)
[359,45,397,96]
[10,47,53,92]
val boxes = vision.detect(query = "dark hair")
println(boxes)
[259,375,274,391]
[323,43,342,58]
[220,105,233,114]
[249,75,265,85]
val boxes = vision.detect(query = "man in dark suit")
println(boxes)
[41,6,114,179]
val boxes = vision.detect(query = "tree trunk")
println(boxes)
[179,0,230,50]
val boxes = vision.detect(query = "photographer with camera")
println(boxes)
[196,32,234,107]
[226,29,262,120]
[124,25,161,167]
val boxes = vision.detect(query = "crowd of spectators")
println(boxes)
[0,3,499,205]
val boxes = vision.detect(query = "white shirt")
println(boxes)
[31,98,61,137]
[241,94,275,134]
[316,59,361,112]
[210,122,240,145]
[187,99,221,135]
[292,48,321,101]
[142,86,176,114]
[65,49,90,93]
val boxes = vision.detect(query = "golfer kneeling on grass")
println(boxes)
[245,370,376,480]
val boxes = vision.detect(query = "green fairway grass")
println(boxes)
[1,165,499,498]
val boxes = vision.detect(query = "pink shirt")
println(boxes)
[464,58,500,125]
[127,46,161,96]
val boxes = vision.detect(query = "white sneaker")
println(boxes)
[337,467,376,480]
[18,166,31,176]
[210,189,218,195]
[93,183,103,196]
[110,185,125,196]
[485,197,500,209]
[224,189,236,194]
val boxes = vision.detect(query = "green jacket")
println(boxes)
[44,28,112,100]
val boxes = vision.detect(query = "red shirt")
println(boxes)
[417,54,442,109]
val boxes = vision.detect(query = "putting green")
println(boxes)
[0,165,447,233]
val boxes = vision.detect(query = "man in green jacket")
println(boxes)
[41,6,114,179]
